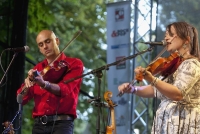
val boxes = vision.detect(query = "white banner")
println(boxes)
[106,1,131,134]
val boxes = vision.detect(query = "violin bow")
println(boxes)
[48,30,82,66]
[117,80,137,97]
[150,46,167,63]
[117,46,167,97]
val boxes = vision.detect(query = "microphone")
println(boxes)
[6,46,30,52]
[17,94,23,112]
[141,40,167,46]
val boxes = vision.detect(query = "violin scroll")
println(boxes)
[104,91,117,134]
[2,121,15,134]
[104,91,115,107]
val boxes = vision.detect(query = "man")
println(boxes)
[17,30,83,134]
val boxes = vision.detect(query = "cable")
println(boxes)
[50,99,60,134]
[0,49,8,87]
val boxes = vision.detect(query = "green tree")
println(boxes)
[157,0,200,39]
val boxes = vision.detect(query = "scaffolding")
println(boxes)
[130,0,157,133]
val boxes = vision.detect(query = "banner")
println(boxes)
[106,1,131,134]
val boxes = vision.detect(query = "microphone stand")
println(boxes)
[64,46,154,84]
[0,51,23,133]
[95,71,103,134]
[64,46,154,134]
[2,110,22,134]
[2,94,23,134]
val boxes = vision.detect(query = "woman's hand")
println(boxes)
[134,66,154,83]
[118,83,135,94]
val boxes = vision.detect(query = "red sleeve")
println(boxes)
[58,58,83,97]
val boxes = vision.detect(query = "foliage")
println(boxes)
[0,0,13,48]
[157,0,200,39]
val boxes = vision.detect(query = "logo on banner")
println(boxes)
[115,8,124,21]
[111,28,129,37]
[111,43,128,49]
[116,56,126,69]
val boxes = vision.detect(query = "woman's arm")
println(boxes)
[118,83,154,98]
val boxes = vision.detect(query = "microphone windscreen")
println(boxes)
[17,94,23,103]
[24,46,30,52]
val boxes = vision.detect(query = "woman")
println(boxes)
[118,21,200,134]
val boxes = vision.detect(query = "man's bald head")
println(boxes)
[35,30,60,61]
[36,30,57,43]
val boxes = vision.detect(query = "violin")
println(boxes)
[135,51,183,81]
[2,121,15,134]
[19,58,70,95]
[104,91,117,134]
[34,59,70,83]
[117,51,184,97]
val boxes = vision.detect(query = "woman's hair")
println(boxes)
[166,21,200,59]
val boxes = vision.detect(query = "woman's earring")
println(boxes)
[183,44,187,49]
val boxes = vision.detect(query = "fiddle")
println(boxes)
[135,51,183,81]
[19,58,70,95]
[2,121,15,134]
[104,91,117,134]
[117,51,184,97]
[33,59,70,83]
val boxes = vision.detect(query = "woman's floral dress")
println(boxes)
[152,59,200,134]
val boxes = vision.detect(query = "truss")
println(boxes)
[130,0,157,134]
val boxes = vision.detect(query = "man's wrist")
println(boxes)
[41,81,51,89]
